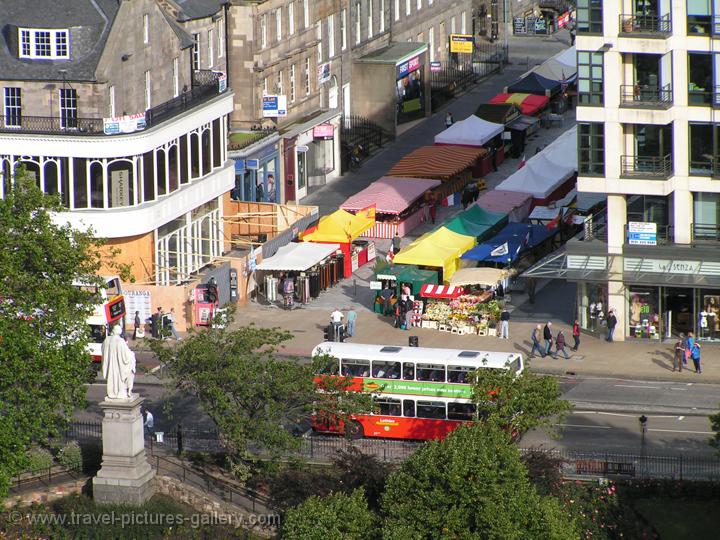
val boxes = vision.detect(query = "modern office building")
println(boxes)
[528,0,720,342]
[0,0,234,285]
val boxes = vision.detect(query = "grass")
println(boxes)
[633,497,720,540]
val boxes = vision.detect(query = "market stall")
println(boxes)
[474,103,521,125]
[444,204,508,240]
[434,115,506,175]
[340,176,441,238]
[372,264,439,314]
[506,72,563,96]
[461,223,556,266]
[475,190,533,222]
[528,189,577,225]
[387,145,488,198]
[420,284,502,336]
[301,209,376,277]
[448,267,509,289]
[255,241,342,305]
[489,93,551,116]
[393,226,476,281]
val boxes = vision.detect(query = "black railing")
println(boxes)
[340,114,391,172]
[620,84,673,107]
[621,154,673,178]
[689,159,720,178]
[619,14,672,34]
[192,69,222,87]
[693,224,720,243]
[145,81,222,127]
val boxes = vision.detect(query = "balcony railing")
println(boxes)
[621,154,673,178]
[620,84,673,108]
[0,79,226,137]
[688,85,720,107]
[619,14,672,35]
[693,224,720,243]
[689,159,720,178]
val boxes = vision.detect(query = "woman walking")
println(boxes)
[571,319,580,351]
[555,329,570,359]
[690,340,702,374]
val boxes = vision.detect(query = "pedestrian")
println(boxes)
[606,309,617,342]
[330,307,344,341]
[346,306,357,337]
[490,144,498,172]
[429,201,438,224]
[395,301,404,329]
[133,310,141,340]
[673,333,685,372]
[461,189,470,210]
[527,278,536,304]
[445,111,454,128]
[401,283,411,298]
[571,319,580,351]
[392,233,402,254]
[167,308,181,340]
[380,285,393,316]
[690,340,702,374]
[405,298,414,330]
[150,307,162,338]
[555,329,570,359]
[530,324,544,358]
[143,408,154,437]
[471,181,480,202]
[543,321,553,357]
[686,332,695,366]
[499,307,510,340]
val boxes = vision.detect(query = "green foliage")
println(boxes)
[25,447,54,473]
[56,441,82,471]
[0,171,101,500]
[476,299,502,321]
[265,464,340,513]
[380,424,577,540]
[471,368,572,435]
[281,489,379,540]
[333,448,390,511]
[709,407,720,453]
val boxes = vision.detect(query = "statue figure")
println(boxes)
[101,325,136,400]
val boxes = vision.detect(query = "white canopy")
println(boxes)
[434,115,504,147]
[496,126,577,199]
[448,267,508,287]
[554,46,576,69]
[256,242,340,271]
[521,46,577,83]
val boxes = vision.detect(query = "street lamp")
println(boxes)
[639,415,648,454]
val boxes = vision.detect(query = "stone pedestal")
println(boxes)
[93,395,155,505]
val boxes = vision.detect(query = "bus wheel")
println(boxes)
[345,420,364,440]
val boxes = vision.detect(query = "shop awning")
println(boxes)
[448,267,508,287]
[341,177,441,215]
[301,209,375,243]
[434,115,504,147]
[256,242,340,271]
[445,205,507,238]
[475,190,533,223]
[474,103,521,125]
[506,72,562,96]
[388,146,487,180]
[420,284,465,299]
[461,223,555,264]
[489,93,550,115]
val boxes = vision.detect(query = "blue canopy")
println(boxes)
[461,223,555,264]
[507,72,562,96]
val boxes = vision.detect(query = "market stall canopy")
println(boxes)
[387,145,487,180]
[489,93,550,116]
[434,115,504,147]
[474,103,521,125]
[397,266,439,292]
[506,72,562,96]
[507,115,540,133]
[256,242,340,271]
[301,209,375,243]
[461,223,555,264]
[341,177,441,215]
[445,205,507,238]
[475,190,533,222]
[448,267,509,287]
[393,227,477,279]
[523,46,577,84]
[420,284,466,299]
[554,46,577,69]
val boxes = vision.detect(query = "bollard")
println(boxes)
[177,423,183,455]
[354,278,357,297]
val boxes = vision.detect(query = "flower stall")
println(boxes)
[419,284,499,335]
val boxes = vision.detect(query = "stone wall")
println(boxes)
[3,477,89,509]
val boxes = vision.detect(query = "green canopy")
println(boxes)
[375,264,405,281]
[396,266,439,296]
[445,206,508,240]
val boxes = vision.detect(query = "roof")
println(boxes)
[0,0,120,81]
[160,9,196,49]
[476,190,533,214]
[489,93,550,115]
[357,42,428,64]
[341,177,441,215]
[301,209,375,244]
[388,146,487,180]
[474,103,521,125]
[434,115,504,147]
[256,242,340,271]
[174,0,226,21]
[448,267,508,287]
[507,72,562,96]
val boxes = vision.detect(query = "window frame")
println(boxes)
[59,88,78,129]
[576,0,603,34]
[18,28,70,59]
[289,64,296,103]
[192,33,200,70]
[288,1,295,35]
[143,14,149,44]
[4,87,22,128]
[578,122,605,177]
[276,7,283,41]
[578,50,604,106]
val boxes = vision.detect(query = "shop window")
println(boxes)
[89,161,104,208]
[142,151,155,203]
[44,160,58,196]
[699,291,720,341]
[297,150,307,190]
[628,287,660,339]
[168,145,179,193]
[693,192,720,239]
[396,61,425,125]
[212,118,222,168]
[201,129,212,176]
[375,398,401,416]
[688,53,714,106]
[579,282,607,332]
[107,159,134,208]
[73,158,88,208]
[156,149,167,196]
[179,135,190,184]
[576,0,603,34]
[578,51,603,105]
[578,122,604,176]
[190,133,201,179]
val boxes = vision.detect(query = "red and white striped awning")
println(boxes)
[420,284,465,299]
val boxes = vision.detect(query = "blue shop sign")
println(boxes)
[234,159,246,172]
[246,159,260,170]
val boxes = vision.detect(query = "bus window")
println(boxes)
[417,363,445,382]
[89,324,106,344]
[417,401,446,419]
[341,358,370,377]
[447,403,476,421]
[375,398,401,416]
[403,399,415,417]
[402,362,415,380]
[447,365,473,383]
[372,360,401,379]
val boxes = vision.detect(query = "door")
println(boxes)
[664,287,693,337]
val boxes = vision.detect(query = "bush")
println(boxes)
[57,441,82,471]
[80,440,102,474]
[25,447,53,473]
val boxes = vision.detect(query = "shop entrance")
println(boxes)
[663,287,694,337]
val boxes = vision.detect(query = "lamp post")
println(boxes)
[639,414,648,474]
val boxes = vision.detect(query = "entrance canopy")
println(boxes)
[448,267,509,287]
[489,93,550,116]
[445,205,507,238]
[256,242,340,271]
[434,115,504,147]
[341,177,441,215]
[388,145,487,180]
[461,223,555,264]
[301,209,375,243]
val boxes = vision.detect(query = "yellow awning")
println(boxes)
[301,209,375,244]
[393,227,476,280]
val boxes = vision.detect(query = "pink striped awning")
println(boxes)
[341,177,442,215]
[420,284,465,299]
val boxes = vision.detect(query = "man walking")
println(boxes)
[167,308,181,340]
[346,306,358,337]
[690,340,702,374]
[380,285,393,316]
[499,307,510,340]
[445,111,454,128]
[571,319,580,351]
[392,233,402,254]
[673,333,685,372]
[606,309,617,342]
[555,329,570,359]
[133,310,141,340]
[530,324,544,358]
[543,322,554,357]
[330,307,344,341]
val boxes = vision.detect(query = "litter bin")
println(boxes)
[409,336,419,347]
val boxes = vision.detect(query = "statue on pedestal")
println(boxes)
[101,325,136,400]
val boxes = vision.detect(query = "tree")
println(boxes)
[281,489,379,540]
[471,368,572,435]
[0,172,102,500]
[709,407,720,453]
[380,424,577,540]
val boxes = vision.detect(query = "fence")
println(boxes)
[340,115,391,173]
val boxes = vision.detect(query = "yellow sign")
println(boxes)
[450,34,474,54]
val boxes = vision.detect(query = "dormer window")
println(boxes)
[18,28,70,59]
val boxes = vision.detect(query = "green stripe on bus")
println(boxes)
[362,379,473,398]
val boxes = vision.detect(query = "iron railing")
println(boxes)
[689,159,720,178]
[192,69,222,87]
[620,84,673,107]
[621,154,673,178]
[693,224,720,243]
[228,128,277,151]
[619,14,672,34]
